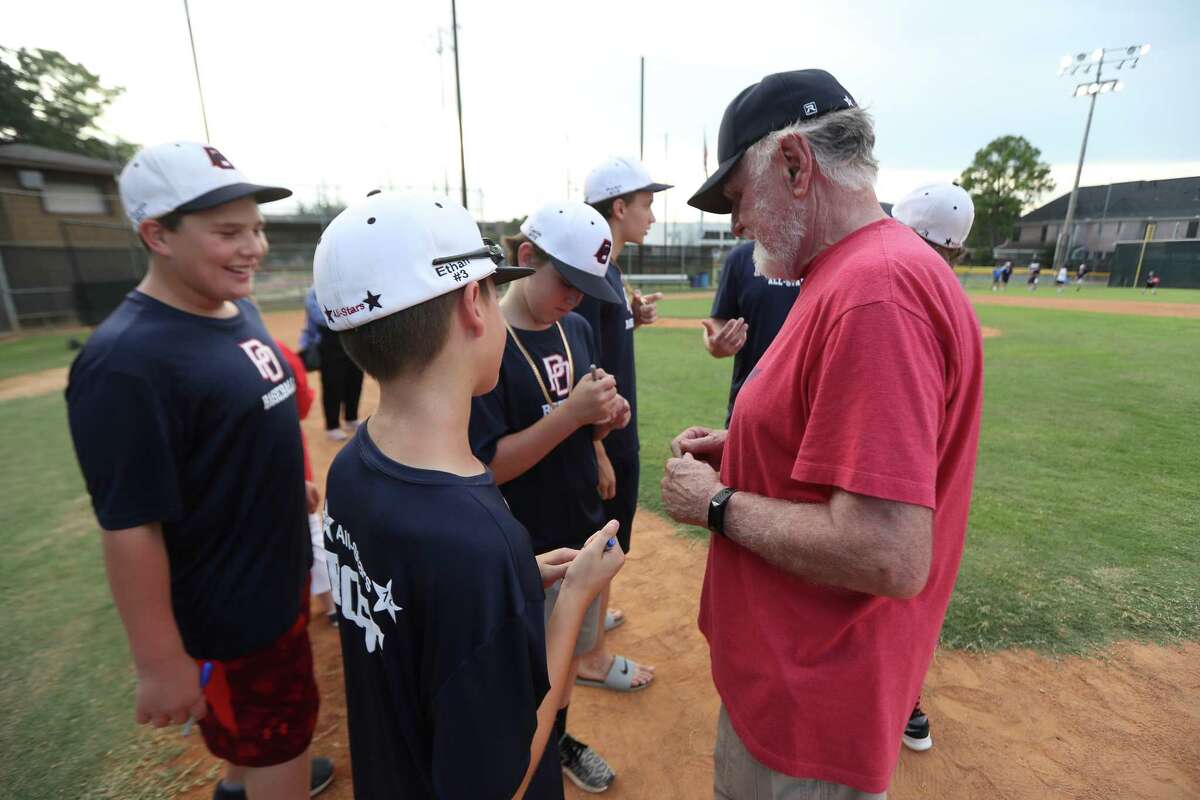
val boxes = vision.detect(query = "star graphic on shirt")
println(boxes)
[363,290,383,311]
[324,306,335,325]
[372,579,403,622]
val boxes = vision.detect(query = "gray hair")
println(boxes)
[747,108,878,192]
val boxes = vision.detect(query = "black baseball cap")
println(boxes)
[688,69,858,215]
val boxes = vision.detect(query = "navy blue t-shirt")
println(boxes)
[469,312,605,554]
[575,263,638,458]
[711,242,802,424]
[66,292,310,660]
[324,430,561,800]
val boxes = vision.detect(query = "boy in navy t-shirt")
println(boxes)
[705,241,801,425]
[572,157,672,702]
[66,142,333,799]
[470,201,637,793]
[314,193,624,799]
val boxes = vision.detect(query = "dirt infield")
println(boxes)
[969,294,1200,319]
[7,309,1194,798]
[0,366,68,401]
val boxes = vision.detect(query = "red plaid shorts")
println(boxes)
[195,592,319,767]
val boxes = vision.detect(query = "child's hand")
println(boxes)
[536,548,578,589]
[563,521,624,598]
[595,443,616,500]
[134,653,207,728]
[566,368,618,426]
[305,481,321,514]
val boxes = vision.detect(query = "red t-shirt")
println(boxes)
[699,218,983,793]
[276,340,315,482]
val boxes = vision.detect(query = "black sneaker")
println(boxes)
[902,706,933,752]
[212,756,335,798]
[559,732,615,793]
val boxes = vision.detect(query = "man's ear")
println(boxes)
[139,219,173,257]
[777,132,815,199]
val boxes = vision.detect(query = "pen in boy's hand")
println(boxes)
[182,661,213,737]
[605,537,617,551]
[589,363,599,381]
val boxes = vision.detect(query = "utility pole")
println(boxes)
[182,0,211,140]
[450,0,468,209]
[639,57,645,160]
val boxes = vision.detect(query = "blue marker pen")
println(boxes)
[605,537,617,552]
[182,661,214,737]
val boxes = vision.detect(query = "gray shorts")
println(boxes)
[543,579,602,657]
[714,705,886,800]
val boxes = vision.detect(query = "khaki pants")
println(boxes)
[714,706,886,800]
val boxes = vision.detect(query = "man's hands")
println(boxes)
[661,454,724,527]
[669,426,728,470]
[134,652,206,728]
[631,291,662,327]
[701,318,748,358]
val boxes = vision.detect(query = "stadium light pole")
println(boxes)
[1052,44,1149,273]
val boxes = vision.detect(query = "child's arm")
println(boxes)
[488,371,620,485]
[102,523,206,728]
[512,523,623,800]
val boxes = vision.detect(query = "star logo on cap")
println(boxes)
[364,290,382,311]
[844,95,855,107]
[324,306,335,325]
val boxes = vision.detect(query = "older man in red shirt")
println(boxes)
[661,69,983,799]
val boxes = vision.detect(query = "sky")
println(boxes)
[7,0,1199,225]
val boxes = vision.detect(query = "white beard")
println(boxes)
[751,200,808,280]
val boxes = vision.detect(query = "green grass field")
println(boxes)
[0,330,89,381]
[1,298,1198,796]
[635,304,1200,652]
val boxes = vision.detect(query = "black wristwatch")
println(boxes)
[708,487,738,537]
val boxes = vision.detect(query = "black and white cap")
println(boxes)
[118,141,291,228]
[314,193,533,331]
[688,69,858,214]
[520,202,622,305]
[583,156,672,205]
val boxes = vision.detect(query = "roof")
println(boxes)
[1022,176,1200,223]
[0,143,121,176]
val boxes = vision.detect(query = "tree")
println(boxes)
[959,135,1054,254]
[0,47,137,162]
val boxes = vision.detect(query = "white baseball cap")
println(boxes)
[583,156,673,205]
[520,202,622,305]
[118,141,291,229]
[892,183,975,250]
[314,192,533,332]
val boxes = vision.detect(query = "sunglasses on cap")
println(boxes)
[431,238,505,267]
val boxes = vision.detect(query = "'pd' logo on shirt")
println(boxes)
[543,354,572,399]
[204,146,236,170]
[239,339,284,382]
